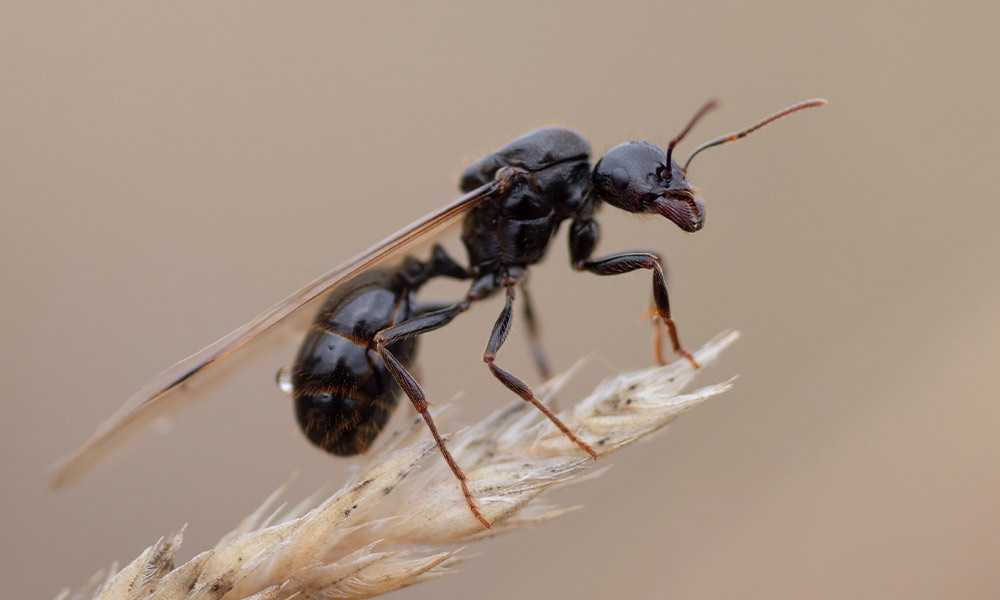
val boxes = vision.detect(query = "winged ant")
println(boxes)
[55,99,826,528]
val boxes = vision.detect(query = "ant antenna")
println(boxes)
[683,98,827,172]
[665,100,718,172]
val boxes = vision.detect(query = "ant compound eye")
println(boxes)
[610,167,630,191]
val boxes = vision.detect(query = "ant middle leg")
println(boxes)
[575,251,700,369]
[519,279,552,381]
[372,302,492,528]
[415,300,457,315]
[482,281,597,459]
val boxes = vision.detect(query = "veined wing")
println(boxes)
[51,179,504,487]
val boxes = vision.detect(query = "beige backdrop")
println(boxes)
[4,1,999,598]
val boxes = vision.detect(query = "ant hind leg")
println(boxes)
[373,302,490,528]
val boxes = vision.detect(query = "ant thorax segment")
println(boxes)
[460,129,594,273]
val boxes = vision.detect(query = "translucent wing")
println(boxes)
[51,179,505,487]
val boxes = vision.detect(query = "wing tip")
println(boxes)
[47,449,93,490]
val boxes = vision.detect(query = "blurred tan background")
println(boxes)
[3,1,999,598]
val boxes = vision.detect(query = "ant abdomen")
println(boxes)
[291,271,418,455]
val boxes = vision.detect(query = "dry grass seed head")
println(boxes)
[59,331,738,600]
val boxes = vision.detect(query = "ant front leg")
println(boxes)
[483,279,597,459]
[371,302,492,528]
[569,218,700,369]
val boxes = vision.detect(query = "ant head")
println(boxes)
[591,101,717,233]
[591,98,827,234]
[591,139,706,232]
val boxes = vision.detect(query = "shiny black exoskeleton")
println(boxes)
[293,125,702,528]
[458,127,704,282]
[290,100,825,528]
[292,271,416,456]
[291,247,465,455]
[459,127,593,275]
